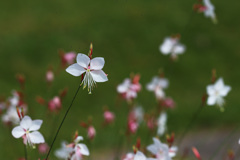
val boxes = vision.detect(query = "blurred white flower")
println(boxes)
[134,151,157,160]
[12,115,45,146]
[2,106,20,125]
[70,136,90,160]
[146,76,169,100]
[66,53,108,94]
[157,112,167,136]
[123,151,156,160]
[206,78,231,109]
[55,141,73,159]
[147,138,173,160]
[203,0,217,23]
[160,37,185,59]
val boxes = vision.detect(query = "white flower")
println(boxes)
[66,53,108,93]
[147,138,171,160]
[134,151,157,160]
[71,136,90,160]
[2,106,20,125]
[8,91,19,107]
[160,37,185,59]
[203,0,217,23]
[117,78,138,100]
[133,107,144,123]
[11,115,45,146]
[147,77,169,100]
[157,112,167,136]
[206,78,231,108]
[169,146,178,158]
[55,141,73,159]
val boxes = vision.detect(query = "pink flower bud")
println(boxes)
[48,96,61,112]
[161,98,175,108]
[46,70,54,83]
[64,52,76,64]
[104,111,115,124]
[128,120,138,134]
[38,143,49,154]
[87,126,96,140]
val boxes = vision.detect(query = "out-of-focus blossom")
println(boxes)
[87,126,96,140]
[194,0,217,23]
[48,96,62,112]
[206,77,231,110]
[127,107,144,134]
[117,75,141,102]
[157,112,167,136]
[60,51,77,67]
[38,143,49,154]
[147,77,169,100]
[12,115,45,147]
[55,141,73,159]
[122,151,156,160]
[160,37,186,59]
[66,52,108,94]
[46,69,54,84]
[147,138,176,160]
[104,110,115,124]
[2,91,27,125]
[67,136,90,160]
[146,116,156,131]
[160,98,175,109]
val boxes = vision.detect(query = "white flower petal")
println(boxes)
[90,57,105,70]
[29,120,43,131]
[214,78,224,90]
[90,70,108,82]
[66,63,86,77]
[28,131,45,144]
[134,151,146,160]
[78,143,90,156]
[207,96,217,105]
[20,116,32,130]
[219,86,231,97]
[160,38,173,54]
[207,85,215,96]
[172,44,185,55]
[74,136,83,143]
[77,53,90,68]
[117,79,131,93]
[147,144,158,155]
[12,126,25,138]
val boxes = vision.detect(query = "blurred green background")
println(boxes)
[0,0,240,159]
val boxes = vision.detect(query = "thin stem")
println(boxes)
[45,84,82,160]
[177,104,204,146]
[24,144,27,160]
[208,126,239,160]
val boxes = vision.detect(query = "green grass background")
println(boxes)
[0,0,239,159]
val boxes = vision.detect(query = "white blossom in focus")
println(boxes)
[12,115,45,147]
[206,78,231,109]
[66,53,108,94]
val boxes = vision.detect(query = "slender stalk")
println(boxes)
[45,84,82,160]
[177,104,204,146]
[208,126,239,160]
[24,144,27,160]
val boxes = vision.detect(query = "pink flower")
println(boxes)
[117,75,141,101]
[38,143,49,154]
[128,120,138,134]
[161,98,175,109]
[64,52,76,64]
[87,126,96,140]
[104,111,115,124]
[48,96,62,112]
[46,69,54,83]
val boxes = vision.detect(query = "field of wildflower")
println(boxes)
[0,0,240,159]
